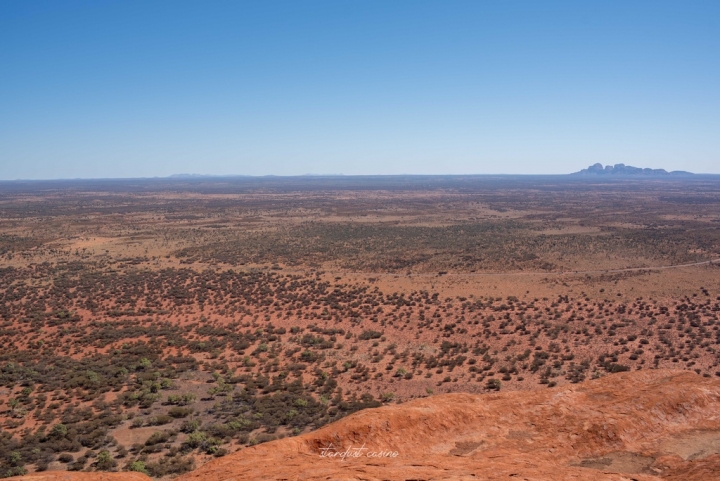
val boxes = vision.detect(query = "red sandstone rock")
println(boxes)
[10,370,720,481]
[176,370,720,481]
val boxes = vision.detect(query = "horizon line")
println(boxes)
[0,172,711,183]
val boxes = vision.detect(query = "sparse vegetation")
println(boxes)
[0,176,718,476]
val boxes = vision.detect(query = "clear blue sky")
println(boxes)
[1,1,718,179]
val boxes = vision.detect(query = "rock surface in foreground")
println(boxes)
[177,370,720,481]
[13,370,720,480]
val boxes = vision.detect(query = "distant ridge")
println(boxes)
[167,173,252,179]
[573,163,693,175]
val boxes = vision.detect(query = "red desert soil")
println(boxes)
[13,474,149,481]
[11,369,720,480]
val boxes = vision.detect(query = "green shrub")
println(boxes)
[95,450,117,470]
[58,453,74,463]
[145,431,170,446]
[180,419,201,433]
[485,378,501,391]
[380,392,395,402]
[182,431,207,449]
[149,414,173,425]
[168,406,194,418]
[359,330,382,340]
[128,460,148,475]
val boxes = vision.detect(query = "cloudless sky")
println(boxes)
[1,1,718,179]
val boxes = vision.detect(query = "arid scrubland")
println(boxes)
[0,175,719,477]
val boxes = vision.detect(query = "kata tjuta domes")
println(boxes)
[574,163,693,175]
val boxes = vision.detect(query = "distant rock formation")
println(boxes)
[574,163,692,175]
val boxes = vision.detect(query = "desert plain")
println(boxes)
[0,175,719,479]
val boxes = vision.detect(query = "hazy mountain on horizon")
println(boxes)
[573,163,693,175]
